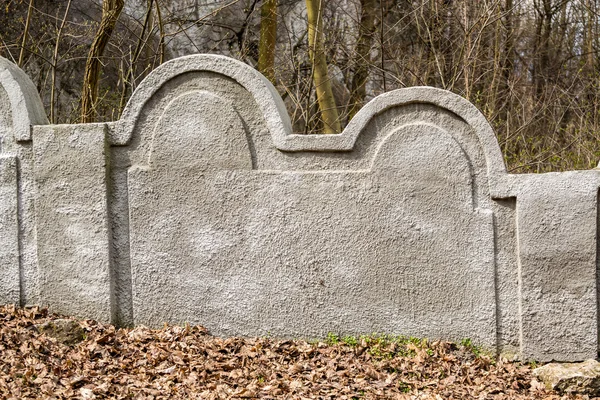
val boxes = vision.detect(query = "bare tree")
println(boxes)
[50,0,73,124]
[349,0,376,120]
[17,0,34,67]
[81,0,125,123]
[258,0,278,83]
[306,0,340,133]
[4,0,600,172]
[118,0,155,114]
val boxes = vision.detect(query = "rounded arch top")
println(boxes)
[0,57,48,142]
[114,54,506,181]
[114,54,293,148]
[348,87,508,181]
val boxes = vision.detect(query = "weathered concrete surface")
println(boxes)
[127,94,497,344]
[534,360,600,395]
[0,155,19,304]
[0,54,599,361]
[113,56,509,351]
[516,173,598,361]
[0,58,48,142]
[0,59,48,307]
[33,124,112,322]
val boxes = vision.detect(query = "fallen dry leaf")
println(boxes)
[0,305,593,399]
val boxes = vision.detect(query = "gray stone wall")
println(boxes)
[0,54,598,362]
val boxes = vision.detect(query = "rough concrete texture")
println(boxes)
[534,360,600,395]
[0,155,19,304]
[0,59,48,307]
[0,54,599,361]
[33,124,112,322]
[516,173,598,361]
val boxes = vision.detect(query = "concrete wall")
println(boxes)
[0,54,598,361]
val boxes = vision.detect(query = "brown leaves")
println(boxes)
[0,305,590,399]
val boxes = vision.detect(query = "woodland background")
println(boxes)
[2,0,600,173]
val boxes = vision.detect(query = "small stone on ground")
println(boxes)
[34,318,85,345]
[534,359,600,396]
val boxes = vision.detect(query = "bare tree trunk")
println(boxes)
[118,0,153,115]
[487,1,503,118]
[585,0,595,76]
[50,0,73,124]
[379,0,386,92]
[145,0,154,64]
[258,0,278,83]
[502,0,514,89]
[306,0,340,134]
[541,0,552,82]
[18,0,34,67]
[349,0,376,120]
[462,1,472,100]
[533,0,552,97]
[80,0,125,123]
[155,0,165,64]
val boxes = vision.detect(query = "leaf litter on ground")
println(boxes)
[0,305,593,399]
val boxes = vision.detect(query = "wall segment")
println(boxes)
[0,58,48,307]
[0,54,598,361]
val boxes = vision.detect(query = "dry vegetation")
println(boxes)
[0,305,592,399]
[3,0,600,172]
